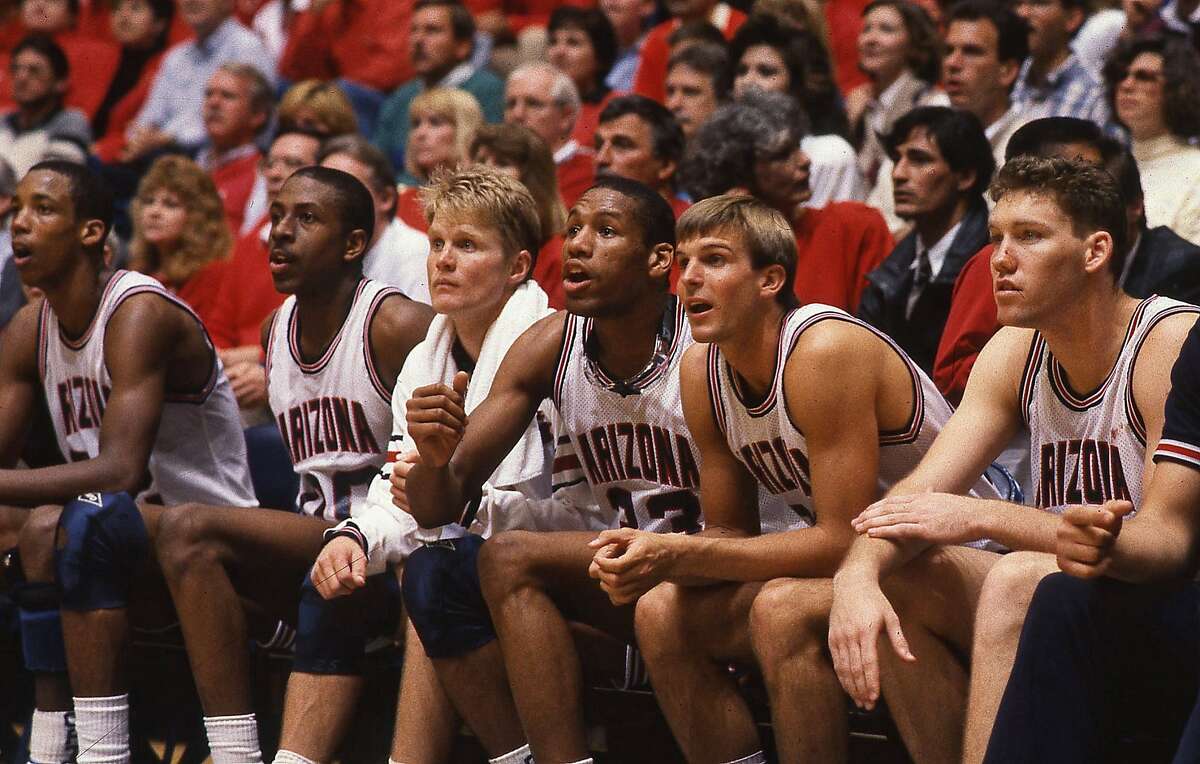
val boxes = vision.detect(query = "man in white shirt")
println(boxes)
[317,134,431,304]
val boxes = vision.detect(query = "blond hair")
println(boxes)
[278,79,359,138]
[421,166,541,275]
[129,155,232,286]
[405,88,484,181]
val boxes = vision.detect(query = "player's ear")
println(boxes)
[507,249,532,286]
[344,228,368,263]
[1081,231,1113,276]
[647,242,674,279]
[78,218,105,249]
[759,263,788,301]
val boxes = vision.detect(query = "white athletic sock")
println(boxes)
[722,753,767,764]
[204,714,263,763]
[28,709,71,764]
[488,743,534,764]
[563,759,593,764]
[73,695,130,764]
[271,750,317,764]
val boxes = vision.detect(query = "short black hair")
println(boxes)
[946,0,1029,65]
[1004,116,1103,161]
[583,175,676,250]
[317,134,397,216]
[290,165,376,245]
[549,6,619,86]
[599,95,685,168]
[667,41,733,100]
[668,20,726,49]
[28,160,114,251]
[885,106,994,199]
[414,0,475,42]
[13,34,68,81]
[271,125,327,147]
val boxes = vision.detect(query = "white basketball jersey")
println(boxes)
[708,304,996,526]
[1021,295,1198,513]
[266,279,399,520]
[551,297,795,534]
[37,270,256,506]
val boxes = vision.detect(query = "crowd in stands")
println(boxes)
[4,0,1200,760]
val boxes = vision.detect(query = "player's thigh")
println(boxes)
[881,545,1000,651]
[155,504,332,621]
[974,551,1060,627]
[479,530,634,641]
[748,577,835,651]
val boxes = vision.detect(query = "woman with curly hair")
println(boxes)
[1106,35,1200,245]
[730,13,863,207]
[471,123,568,308]
[396,87,483,230]
[129,154,232,331]
[846,0,947,185]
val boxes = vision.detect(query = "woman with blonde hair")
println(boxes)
[396,87,484,230]
[129,154,232,331]
[470,122,568,308]
[277,79,359,138]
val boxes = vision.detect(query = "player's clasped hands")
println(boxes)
[1056,499,1133,578]
[406,371,470,468]
[310,536,367,600]
[587,528,679,606]
[827,573,915,710]
[851,491,979,545]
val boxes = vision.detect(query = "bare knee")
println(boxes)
[477,531,540,602]
[974,553,1053,645]
[633,582,691,664]
[748,579,831,678]
[17,505,62,581]
[154,504,226,582]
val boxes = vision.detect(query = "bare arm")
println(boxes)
[837,326,1031,582]
[0,304,43,470]
[0,294,182,502]
[405,312,564,528]
[368,294,435,390]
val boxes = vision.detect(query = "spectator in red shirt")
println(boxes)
[195,62,272,235]
[277,0,414,135]
[129,154,232,333]
[547,6,620,149]
[681,89,892,312]
[210,127,323,411]
[504,61,595,207]
[0,0,120,121]
[664,41,730,140]
[633,0,746,103]
[90,0,175,164]
[471,122,569,307]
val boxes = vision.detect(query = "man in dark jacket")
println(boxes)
[858,106,995,373]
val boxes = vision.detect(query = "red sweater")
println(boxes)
[159,258,230,339]
[397,186,428,233]
[535,234,565,309]
[0,31,119,121]
[825,0,871,96]
[557,148,595,209]
[208,148,261,236]
[207,217,286,350]
[932,244,997,406]
[92,50,165,163]
[792,202,893,313]
[633,5,746,104]
[279,0,414,92]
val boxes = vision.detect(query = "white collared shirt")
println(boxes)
[913,219,964,281]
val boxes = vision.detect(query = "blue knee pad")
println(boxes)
[13,582,67,673]
[55,492,149,611]
[401,534,497,659]
[293,570,402,674]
